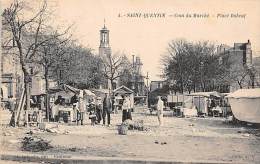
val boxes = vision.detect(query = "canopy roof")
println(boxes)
[113,85,134,94]
[227,88,260,98]
[84,89,96,97]
[91,89,110,95]
[49,84,80,94]
[187,91,222,98]
[49,84,96,97]
[53,90,75,99]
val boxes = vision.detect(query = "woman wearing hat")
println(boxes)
[122,95,131,122]
[72,103,79,123]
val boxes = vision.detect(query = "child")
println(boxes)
[88,101,96,126]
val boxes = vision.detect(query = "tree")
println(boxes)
[101,52,132,90]
[161,39,226,93]
[247,66,257,88]
[162,39,199,93]
[36,31,71,121]
[117,59,133,88]
[2,0,49,115]
[227,65,252,89]
[2,0,70,125]
[56,43,104,89]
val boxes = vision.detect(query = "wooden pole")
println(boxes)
[146,72,149,107]
[15,88,25,126]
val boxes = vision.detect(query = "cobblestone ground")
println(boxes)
[1,108,260,163]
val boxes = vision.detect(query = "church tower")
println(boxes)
[98,21,113,90]
[99,22,111,57]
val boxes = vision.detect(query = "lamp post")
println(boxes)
[145,72,149,108]
[200,61,204,91]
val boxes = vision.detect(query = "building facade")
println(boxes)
[1,21,24,103]
[253,56,260,87]
[128,55,146,96]
[1,21,46,109]
[150,80,167,92]
[217,40,253,92]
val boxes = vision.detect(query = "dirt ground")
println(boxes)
[1,108,260,163]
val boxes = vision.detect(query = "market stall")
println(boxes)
[227,88,260,123]
[186,91,223,116]
[113,86,134,110]
[48,84,96,123]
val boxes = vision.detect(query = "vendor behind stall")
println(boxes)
[71,94,79,104]
[54,95,63,105]
[51,95,63,121]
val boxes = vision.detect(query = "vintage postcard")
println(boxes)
[1,0,260,163]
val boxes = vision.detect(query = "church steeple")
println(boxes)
[99,20,111,56]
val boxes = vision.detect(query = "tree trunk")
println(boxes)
[25,81,30,110]
[180,82,184,94]
[24,73,31,127]
[193,83,196,93]
[201,81,206,92]
[238,81,243,89]
[109,78,114,91]
[251,75,255,88]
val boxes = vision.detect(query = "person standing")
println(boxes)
[118,95,124,112]
[95,97,103,124]
[102,93,111,126]
[122,95,129,122]
[89,101,96,125]
[73,103,81,125]
[72,103,78,122]
[126,97,132,120]
[157,96,164,126]
[113,97,119,114]
[78,91,85,125]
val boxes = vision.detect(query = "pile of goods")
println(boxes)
[118,119,146,135]
[21,136,53,152]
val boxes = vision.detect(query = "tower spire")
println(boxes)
[99,20,111,55]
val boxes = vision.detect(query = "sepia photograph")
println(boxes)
[0,0,260,163]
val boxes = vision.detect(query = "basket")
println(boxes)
[118,124,128,135]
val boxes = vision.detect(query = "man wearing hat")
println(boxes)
[102,93,112,126]
[96,97,103,124]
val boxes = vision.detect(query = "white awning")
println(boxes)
[227,88,260,98]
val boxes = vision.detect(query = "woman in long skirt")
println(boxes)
[122,96,128,122]
[126,97,132,120]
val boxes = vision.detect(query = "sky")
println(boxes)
[2,0,260,81]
